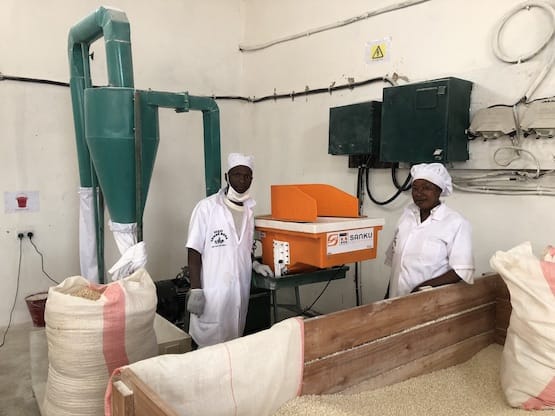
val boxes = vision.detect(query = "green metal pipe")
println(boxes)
[68,7,133,87]
[142,91,221,196]
[188,95,222,196]
[134,91,144,242]
[91,172,105,283]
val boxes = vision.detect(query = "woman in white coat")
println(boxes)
[186,153,272,348]
[385,163,475,298]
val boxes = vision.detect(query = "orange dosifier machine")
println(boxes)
[255,184,385,276]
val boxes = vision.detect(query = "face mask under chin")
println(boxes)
[227,185,250,203]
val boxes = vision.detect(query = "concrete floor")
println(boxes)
[0,323,41,416]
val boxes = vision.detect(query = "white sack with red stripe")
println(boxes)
[43,268,158,416]
[105,317,304,416]
[490,242,555,410]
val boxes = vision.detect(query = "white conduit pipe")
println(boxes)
[239,0,431,52]
[492,1,555,101]
[453,183,555,196]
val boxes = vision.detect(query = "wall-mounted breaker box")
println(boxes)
[380,77,472,163]
[328,100,382,156]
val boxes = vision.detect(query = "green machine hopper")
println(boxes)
[69,7,221,282]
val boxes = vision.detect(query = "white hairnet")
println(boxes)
[410,163,453,196]
[227,153,254,172]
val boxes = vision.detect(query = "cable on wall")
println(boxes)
[238,0,432,52]
[0,239,23,348]
[220,75,396,102]
[1,72,397,104]
[492,1,555,103]
[452,168,555,196]
[364,166,411,205]
[0,73,69,87]
[28,235,59,285]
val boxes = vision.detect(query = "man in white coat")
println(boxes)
[186,153,273,348]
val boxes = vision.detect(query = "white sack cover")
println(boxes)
[105,317,304,416]
[109,220,137,254]
[490,241,555,409]
[108,221,148,281]
[43,268,158,416]
[78,187,98,283]
[108,241,147,281]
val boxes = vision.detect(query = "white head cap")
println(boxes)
[410,163,453,196]
[227,153,254,172]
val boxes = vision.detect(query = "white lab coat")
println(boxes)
[186,189,255,347]
[385,202,474,297]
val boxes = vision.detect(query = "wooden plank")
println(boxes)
[495,298,511,332]
[494,276,510,345]
[494,330,507,345]
[339,332,495,394]
[304,274,498,362]
[112,379,134,416]
[495,275,510,300]
[120,368,178,416]
[302,304,496,395]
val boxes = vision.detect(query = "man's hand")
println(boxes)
[253,260,274,277]
[187,288,206,316]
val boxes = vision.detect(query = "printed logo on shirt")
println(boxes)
[210,229,229,248]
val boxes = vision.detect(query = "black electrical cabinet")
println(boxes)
[328,101,382,156]
[380,77,472,163]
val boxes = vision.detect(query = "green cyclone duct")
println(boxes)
[68,7,221,279]
[83,87,158,224]
[68,6,221,224]
[68,6,134,189]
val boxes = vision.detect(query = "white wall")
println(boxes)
[241,0,555,310]
[3,0,555,327]
[0,0,244,326]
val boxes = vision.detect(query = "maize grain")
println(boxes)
[274,345,530,415]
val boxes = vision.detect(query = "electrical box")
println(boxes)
[468,107,515,139]
[380,77,472,163]
[328,101,382,155]
[521,101,555,138]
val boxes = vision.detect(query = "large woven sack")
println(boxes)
[43,268,158,416]
[490,242,555,409]
[105,317,304,416]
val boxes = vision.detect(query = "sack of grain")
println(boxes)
[43,268,158,416]
[106,317,304,416]
[490,242,555,410]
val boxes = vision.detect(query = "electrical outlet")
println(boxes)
[16,230,34,239]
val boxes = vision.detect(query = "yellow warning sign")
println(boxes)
[371,44,386,60]
[366,38,391,64]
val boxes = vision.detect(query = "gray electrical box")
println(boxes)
[328,101,382,155]
[380,77,472,163]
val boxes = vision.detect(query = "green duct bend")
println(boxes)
[188,95,221,196]
[68,6,134,187]
[142,91,222,197]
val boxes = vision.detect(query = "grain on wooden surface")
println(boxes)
[274,345,530,416]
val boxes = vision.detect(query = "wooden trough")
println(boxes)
[111,273,510,416]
